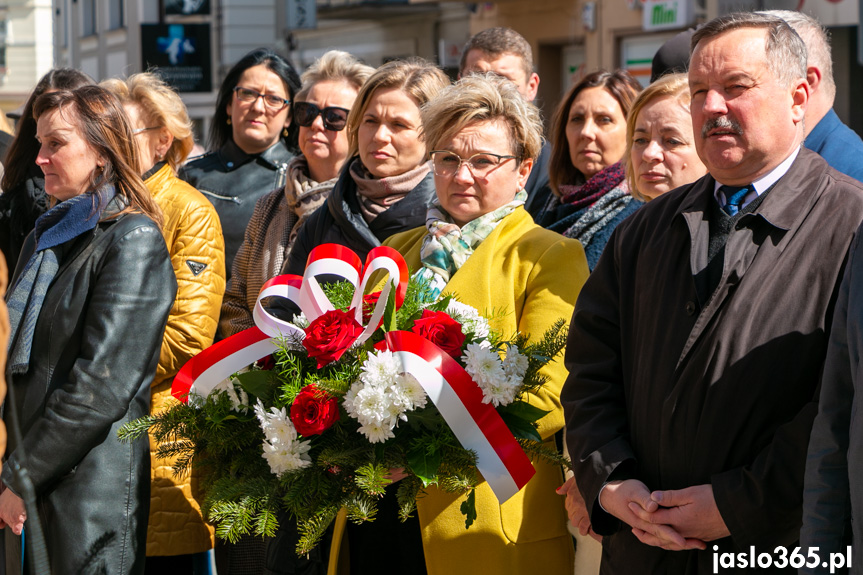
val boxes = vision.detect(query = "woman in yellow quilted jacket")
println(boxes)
[103,73,226,574]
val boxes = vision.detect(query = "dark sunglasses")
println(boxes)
[293,102,350,132]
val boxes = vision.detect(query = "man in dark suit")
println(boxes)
[562,12,863,574]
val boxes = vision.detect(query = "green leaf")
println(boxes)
[499,401,551,423]
[460,489,477,528]
[500,412,542,442]
[234,369,275,402]
[382,283,398,333]
[406,444,441,487]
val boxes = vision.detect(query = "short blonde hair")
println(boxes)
[346,58,449,158]
[296,50,375,102]
[102,72,194,172]
[421,72,542,164]
[624,73,691,201]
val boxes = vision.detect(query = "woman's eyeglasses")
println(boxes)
[430,151,517,178]
[233,86,290,111]
[133,126,160,135]
[293,102,350,132]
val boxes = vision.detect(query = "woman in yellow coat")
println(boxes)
[336,74,589,575]
[103,73,226,571]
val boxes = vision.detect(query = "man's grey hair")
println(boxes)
[758,10,835,100]
[691,12,807,89]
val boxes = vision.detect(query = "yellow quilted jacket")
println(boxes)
[146,163,226,556]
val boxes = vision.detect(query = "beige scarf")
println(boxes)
[261,155,334,277]
[350,158,431,223]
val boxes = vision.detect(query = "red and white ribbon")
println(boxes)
[173,244,408,401]
[378,331,536,504]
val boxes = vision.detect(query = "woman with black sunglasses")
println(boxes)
[219,50,374,338]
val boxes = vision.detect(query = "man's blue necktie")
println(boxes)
[720,185,751,216]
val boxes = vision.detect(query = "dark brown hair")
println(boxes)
[2,68,93,192]
[548,69,642,194]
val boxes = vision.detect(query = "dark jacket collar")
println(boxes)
[327,156,435,245]
[675,146,829,232]
[217,139,293,172]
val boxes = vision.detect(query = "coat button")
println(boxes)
[227,161,234,168]
[685,301,697,315]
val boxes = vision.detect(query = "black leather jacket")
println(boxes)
[180,139,294,279]
[0,172,48,275]
[3,197,176,574]
[282,157,435,276]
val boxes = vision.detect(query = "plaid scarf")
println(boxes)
[416,189,528,299]
[6,185,115,374]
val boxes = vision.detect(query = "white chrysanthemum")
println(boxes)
[358,419,396,443]
[293,312,310,328]
[446,300,490,338]
[209,377,250,412]
[354,385,389,426]
[342,380,362,419]
[360,350,402,388]
[502,344,529,379]
[481,375,521,407]
[463,343,506,383]
[393,373,427,410]
[254,401,296,441]
[261,436,312,475]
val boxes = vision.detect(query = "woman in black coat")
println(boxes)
[180,48,301,280]
[1,85,176,574]
[281,58,449,276]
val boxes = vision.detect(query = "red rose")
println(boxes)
[411,309,466,359]
[362,291,382,324]
[290,384,340,436]
[256,354,277,371]
[303,308,364,368]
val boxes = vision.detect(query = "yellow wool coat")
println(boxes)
[146,163,226,556]
[331,208,589,575]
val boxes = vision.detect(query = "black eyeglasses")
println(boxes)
[233,86,291,110]
[293,102,350,132]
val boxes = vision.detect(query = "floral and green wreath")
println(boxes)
[120,244,569,554]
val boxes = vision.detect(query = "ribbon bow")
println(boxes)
[172,244,408,401]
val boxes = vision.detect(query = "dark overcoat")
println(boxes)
[800,222,863,573]
[563,148,863,574]
[3,198,176,574]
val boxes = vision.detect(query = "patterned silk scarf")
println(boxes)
[416,189,528,299]
[6,185,116,374]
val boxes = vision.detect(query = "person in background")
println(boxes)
[0,68,93,274]
[180,48,300,279]
[459,27,550,217]
[358,72,588,575]
[102,72,227,575]
[625,72,707,201]
[563,13,863,574]
[535,69,642,270]
[280,58,448,277]
[761,10,863,182]
[220,50,373,339]
[1,85,176,574]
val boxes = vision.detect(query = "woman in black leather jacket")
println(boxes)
[1,86,176,574]
[0,68,93,275]
[281,58,449,277]
[180,48,301,279]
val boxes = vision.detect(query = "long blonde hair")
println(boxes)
[102,72,195,173]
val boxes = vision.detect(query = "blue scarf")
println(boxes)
[6,185,116,374]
